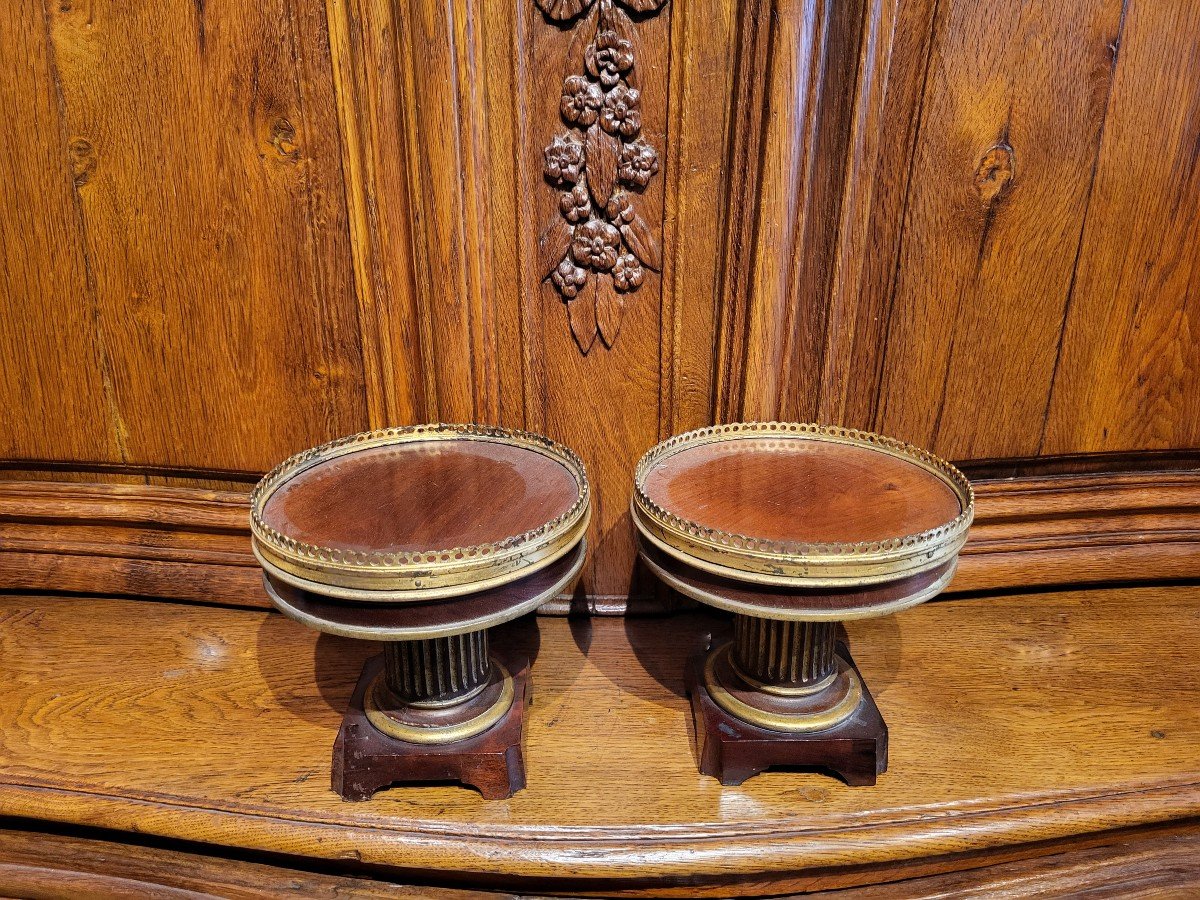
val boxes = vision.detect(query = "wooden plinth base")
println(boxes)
[686,642,887,786]
[332,653,529,801]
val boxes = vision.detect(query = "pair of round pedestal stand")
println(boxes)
[250,425,589,800]
[251,421,971,799]
[633,423,973,786]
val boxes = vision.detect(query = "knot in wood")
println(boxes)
[974,143,1015,204]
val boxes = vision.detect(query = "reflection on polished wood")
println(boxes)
[2,586,1198,895]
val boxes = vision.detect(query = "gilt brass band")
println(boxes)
[365,659,516,745]
[251,424,590,601]
[633,422,974,587]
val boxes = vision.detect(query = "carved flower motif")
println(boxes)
[585,31,634,88]
[606,192,635,225]
[551,257,588,298]
[612,253,644,292]
[559,182,592,223]
[618,139,659,187]
[600,85,641,138]
[560,75,604,127]
[571,219,621,271]
[543,133,585,184]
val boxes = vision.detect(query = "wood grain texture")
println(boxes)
[5,468,1199,607]
[867,0,1126,459]
[0,2,122,465]
[0,827,505,899]
[805,821,1200,898]
[3,0,1200,607]
[2,586,1200,895]
[35,0,371,472]
[1042,0,1200,455]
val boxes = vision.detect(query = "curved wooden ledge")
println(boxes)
[1,586,1198,894]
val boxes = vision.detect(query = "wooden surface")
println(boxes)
[642,436,962,544]
[0,827,503,899]
[2,0,1199,609]
[2,584,1199,895]
[261,439,580,553]
[7,470,1196,610]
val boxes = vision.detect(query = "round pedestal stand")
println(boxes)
[251,424,590,800]
[633,423,973,786]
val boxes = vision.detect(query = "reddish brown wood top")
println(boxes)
[262,440,580,553]
[642,437,962,546]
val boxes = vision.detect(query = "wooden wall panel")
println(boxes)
[1042,0,1200,455]
[869,0,1126,459]
[22,0,374,474]
[0,3,122,464]
[2,0,1199,608]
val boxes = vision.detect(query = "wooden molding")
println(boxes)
[2,468,1197,608]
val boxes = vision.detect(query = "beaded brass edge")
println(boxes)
[632,422,974,586]
[249,424,590,594]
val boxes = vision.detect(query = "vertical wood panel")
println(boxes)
[325,0,429,427]
[0,3,122,463]
[1042,0,1200,455]
[40,0,368,472]
[869,0,1126,459]
[715,0,867,424]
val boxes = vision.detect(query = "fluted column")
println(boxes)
[383,631,491,707]
[731,616,837,689]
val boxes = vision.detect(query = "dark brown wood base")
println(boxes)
[332,653,530,801]
[686,642,888,787]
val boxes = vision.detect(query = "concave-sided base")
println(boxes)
[687,642,887,787]
[332,653,529,801]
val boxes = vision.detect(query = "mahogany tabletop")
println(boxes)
[633,424,973,590]
[250,425,590,600]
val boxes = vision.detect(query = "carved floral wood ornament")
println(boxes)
[537,0,666,353]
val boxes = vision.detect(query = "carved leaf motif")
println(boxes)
[566,5,599,71]
[568,277,599,354]
[621,213,662,271]
[585,122,620,208]
[606,6,646,90]
[538,216,575,279]
[595,273,624,347]
[534,0,596,22]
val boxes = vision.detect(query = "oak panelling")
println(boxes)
[4,588,1200,895]
[1042,0,1200,456]
[868,0,1127,459]
[37,0,369,472]
[324,0,430,427]
[391,0,500,425]
[715,0,867,423]
[0,2,122,464]
[519,1,673,606]
[658,0,737,438]
[6,468,1198,608]
[818,0,933,430]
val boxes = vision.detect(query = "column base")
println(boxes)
[332,652,530,801]
[686,641,887,787]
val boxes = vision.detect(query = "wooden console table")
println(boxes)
[2,584,1198,896]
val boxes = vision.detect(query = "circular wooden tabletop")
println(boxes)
[633,423,972,590]
[251,425,589,600]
